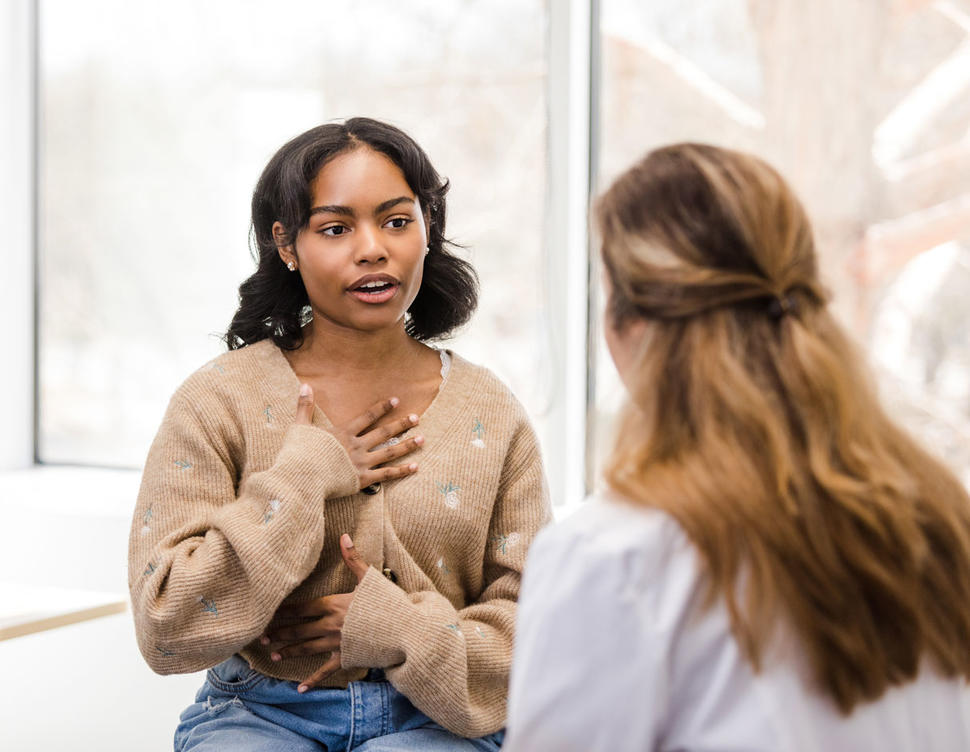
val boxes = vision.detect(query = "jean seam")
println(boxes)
[379,681,390,738]
[347,680,359,752]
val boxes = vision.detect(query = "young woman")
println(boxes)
[128,117,551,751]
[504,143,970,751]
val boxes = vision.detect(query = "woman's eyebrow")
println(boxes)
[374,196,414,214]
[308,196,414,219]
[309,204,354,217]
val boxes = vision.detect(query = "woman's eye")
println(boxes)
[321,225,349,237]
[385,217,413,230]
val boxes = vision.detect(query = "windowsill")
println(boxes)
[0,464,140,518]
[0,465,140,594]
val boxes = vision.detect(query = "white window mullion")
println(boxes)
[546,0,593,509]
[0,0,37,470]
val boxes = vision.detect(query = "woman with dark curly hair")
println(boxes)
[128,118,551,751]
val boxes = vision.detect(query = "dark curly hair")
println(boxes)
[225,117,478,350]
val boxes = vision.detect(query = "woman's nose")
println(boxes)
[354,224,387,264]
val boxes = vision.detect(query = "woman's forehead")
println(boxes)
[309,147,414,206]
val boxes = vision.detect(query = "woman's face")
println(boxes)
[277,146,428,336]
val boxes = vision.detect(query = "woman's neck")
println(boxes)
[293,318,425,379]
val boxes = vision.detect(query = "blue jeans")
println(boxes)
[174,655,505,751]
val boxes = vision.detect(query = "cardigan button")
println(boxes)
[361,483,381,495]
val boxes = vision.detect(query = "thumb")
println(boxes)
[295,383,314,425]
[340,533,369,582]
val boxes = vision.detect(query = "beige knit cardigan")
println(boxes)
[128,339,551,737]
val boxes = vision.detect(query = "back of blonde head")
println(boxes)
[598,143,970,713]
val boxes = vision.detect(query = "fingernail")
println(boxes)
[259,635,269,646]
[342,533,355,548]
[409,414,418,423]
[271,652,281,662]
[299,383,311,397]
[298,684,308,693]
[414,436,424,446]
[408,463,418,472]
[389,397,399,407]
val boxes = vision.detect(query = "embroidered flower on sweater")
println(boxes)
[156,645,176,657]
[437,481,461,509]
[174,459,192,470]
[264,405,273,424]
[263,498,281,524]
[205,361,225,374]
[475,626,486,639]
[491,532,521,555]
[471,419,486,449]
[140,506,154,535]
[199,597,218,615]
[436,556,452,575]
[444,623,463,636]
[143,562,156,576]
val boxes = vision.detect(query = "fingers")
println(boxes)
[265,613,342,643]
[359,461,419,488]
[294,383,314,425]
[340,534,369,583]
[269,635,341,662]
[348,397,399,436]
[273,597,333,620]
[334,399,426,487]
[366,413,420,447]
[298,651,343,693]
[369,435,425,466]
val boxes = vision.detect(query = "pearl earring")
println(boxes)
[424,246,430,256]
[287,261,296,271]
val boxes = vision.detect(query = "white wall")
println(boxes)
[0,468,204,751]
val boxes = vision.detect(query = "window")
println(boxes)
[11,0,966,496]
[593,0,970,485]
[37,0,558,478]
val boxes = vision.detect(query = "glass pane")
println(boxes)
[596,0,970,485]
[39,0,548,467]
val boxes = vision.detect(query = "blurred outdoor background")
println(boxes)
[2,0,969,749]
[592,0,970,484]
[33,0,970,487]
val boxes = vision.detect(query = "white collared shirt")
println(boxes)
[504,493,970,752]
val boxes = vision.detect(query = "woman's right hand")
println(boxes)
[295,383,423,488]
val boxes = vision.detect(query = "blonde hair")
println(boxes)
[597,143,970,713]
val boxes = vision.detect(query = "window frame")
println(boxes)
[0,0,37,472]
[543,0,597,507]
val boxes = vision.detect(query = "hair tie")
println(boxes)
[768,293,798,319]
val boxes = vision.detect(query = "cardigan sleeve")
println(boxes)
[338,415,552,738]
[128,384,359,675]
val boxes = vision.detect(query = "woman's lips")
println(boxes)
[348,282,400,304]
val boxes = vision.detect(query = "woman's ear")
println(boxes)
[273,221,297,269]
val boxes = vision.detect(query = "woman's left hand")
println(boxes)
[259,533,370,692]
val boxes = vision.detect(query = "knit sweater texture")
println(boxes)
[128,339,551,737]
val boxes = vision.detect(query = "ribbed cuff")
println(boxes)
[277,424,360,499]
[340,567,410,669]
